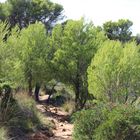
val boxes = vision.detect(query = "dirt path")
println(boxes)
[36,95,73,140]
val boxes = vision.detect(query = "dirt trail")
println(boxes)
[36,95,73,140]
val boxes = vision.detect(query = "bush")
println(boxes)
[73,104,140,140]
[72,103,106,140]
[95,105,140,140]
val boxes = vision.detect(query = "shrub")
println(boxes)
[72,103,106,140]
[73,104,140,140]
[95,105,140,140]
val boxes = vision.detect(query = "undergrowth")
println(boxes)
[0,92,52,140]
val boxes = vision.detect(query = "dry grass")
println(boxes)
[62,100,75,114]
[0,92,53,139]
[0,127,8,140]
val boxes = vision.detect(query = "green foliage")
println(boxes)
[51,19,106,109]
[103,19,133,42]
[73,104,105,140]
[0,0,63,29]
[48,24,63,59]
[88,41,140,103]
[19,22,48,83]
[73,104,140,140]
[94,105,140,140]
[3,26,23,87]
[0,22,20,87]
[8,22,51,94]
[10,23,48,92]
[0,21,9,69]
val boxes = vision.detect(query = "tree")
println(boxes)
[14,22,49,100]
[0,21,9,86]
[103,19,133,42]
[88,41,140,103]
[0,0,63,30]
[51,19,106,110]
[48,23,63,60]
[0,21,22,88]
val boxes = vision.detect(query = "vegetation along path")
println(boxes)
[36,95,73,140]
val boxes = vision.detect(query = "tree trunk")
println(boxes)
[28,72,32,96]
[74,59,88,110]
[79,89,88,109]
[74,79,80,110]
[46,82,58,103]
[74,80,88,110]
[34,83,40,102]
[75,92,79,110]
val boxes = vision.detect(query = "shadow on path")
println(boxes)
[36,95,73,140]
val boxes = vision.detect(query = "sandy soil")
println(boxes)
[36,95,73,140]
